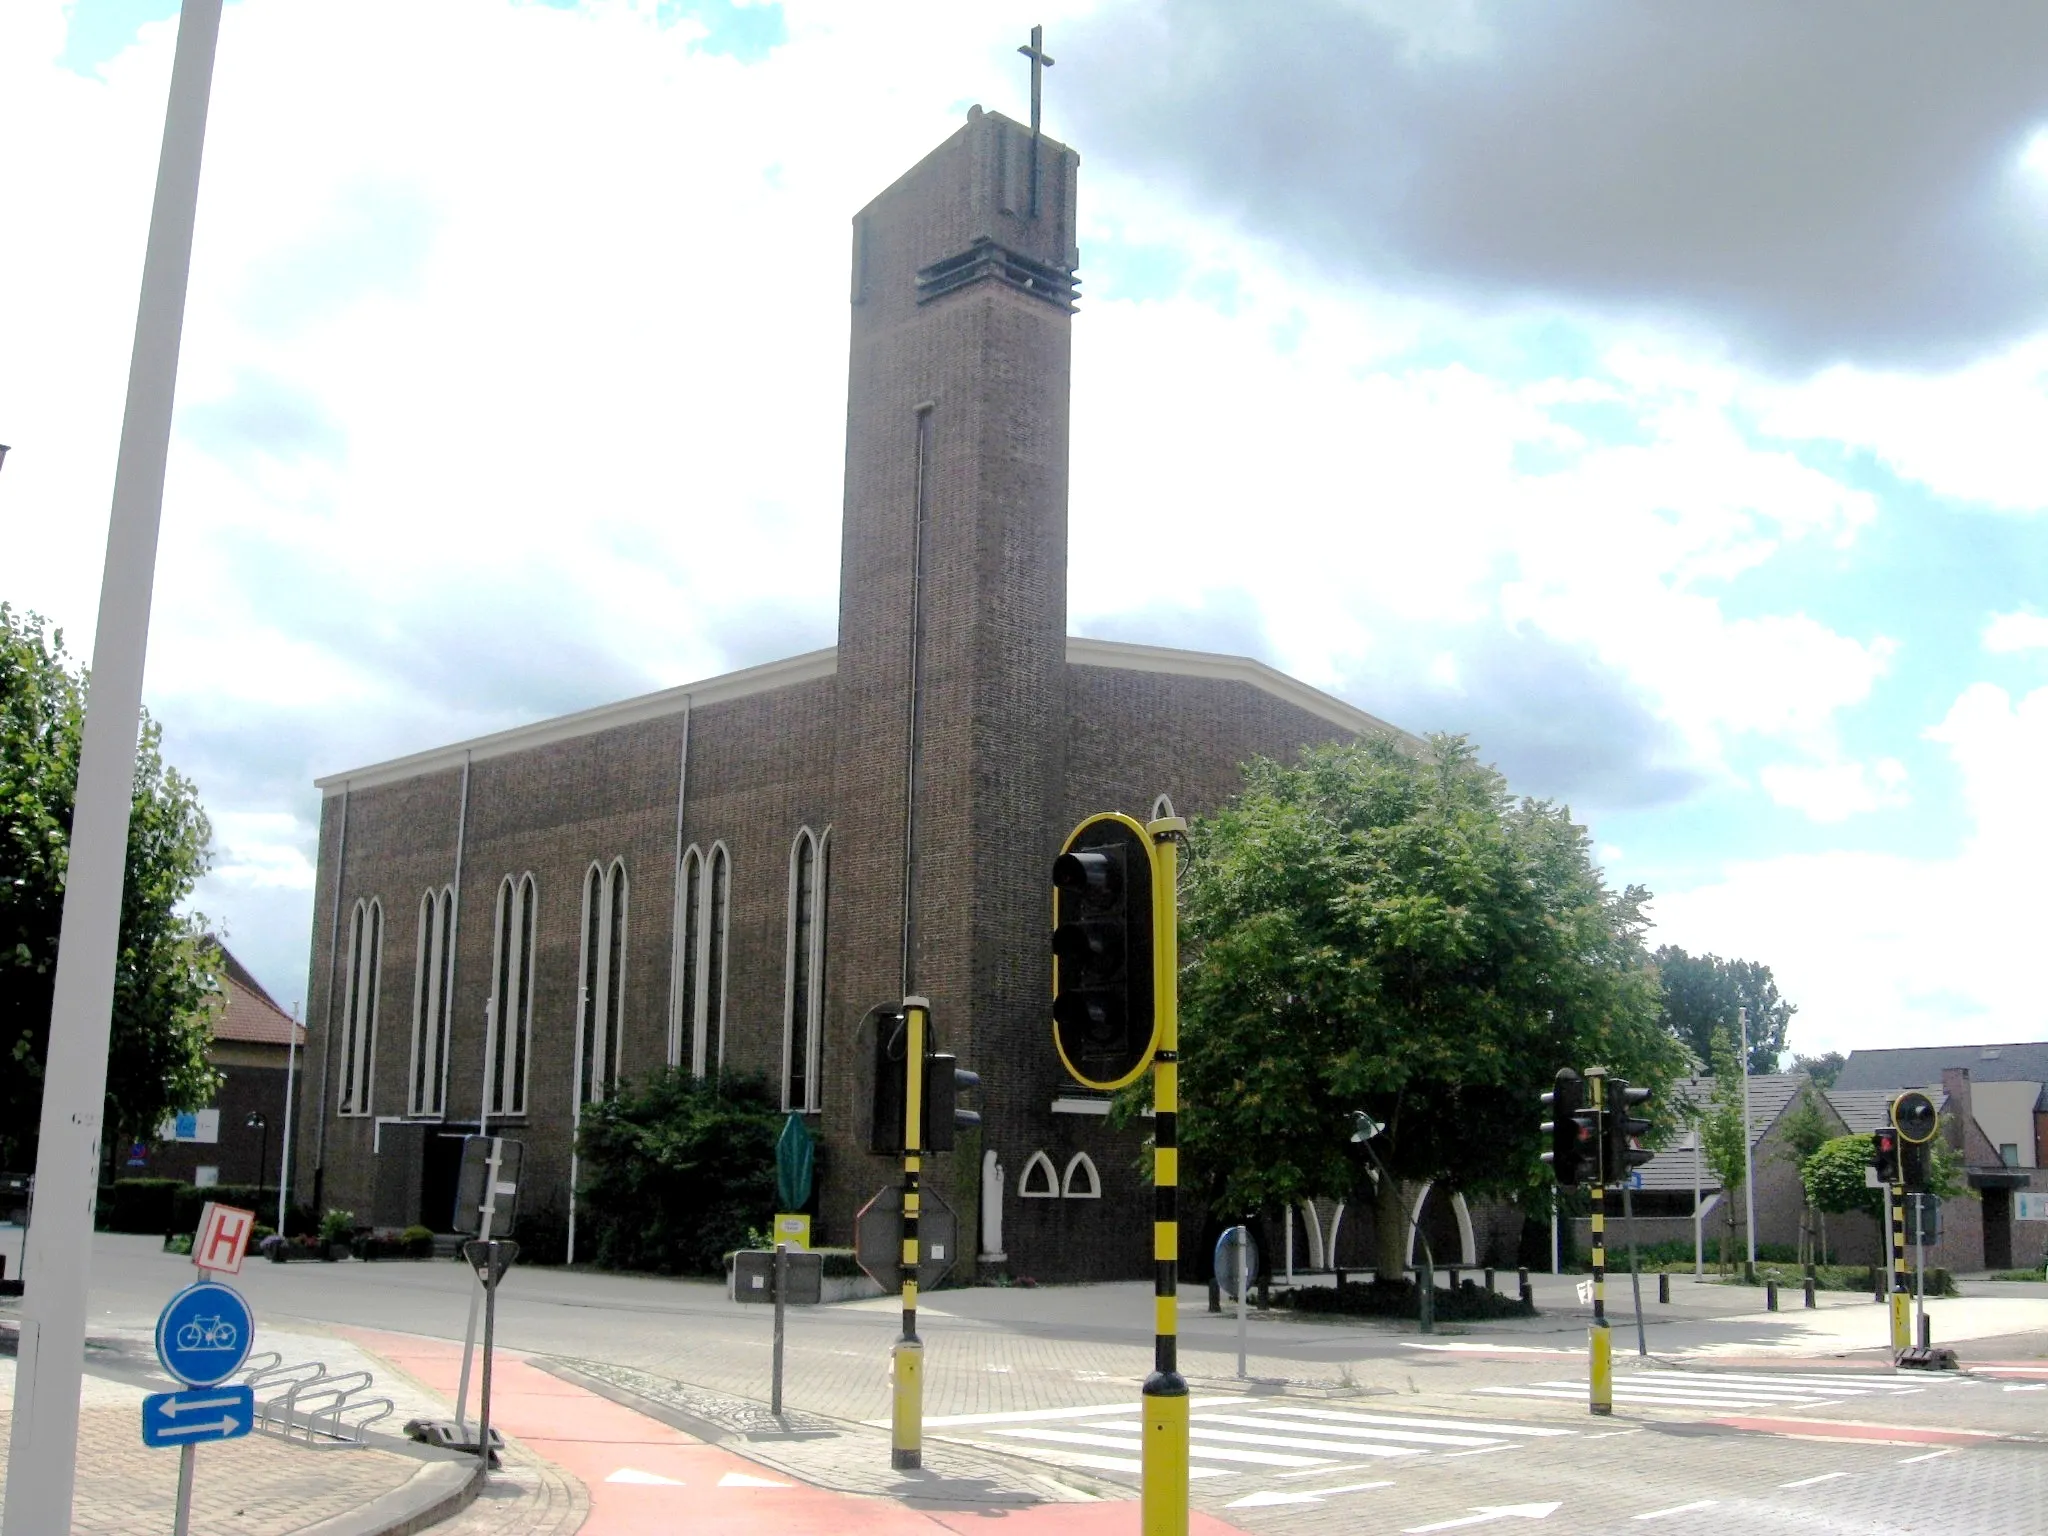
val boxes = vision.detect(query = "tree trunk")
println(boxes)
[1375,1172,1409,1283]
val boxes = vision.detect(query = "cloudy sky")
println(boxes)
[5,0,2047,1060]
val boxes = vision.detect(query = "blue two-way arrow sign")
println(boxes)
[141,1386,255,1448]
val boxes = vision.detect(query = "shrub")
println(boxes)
[318,1208,357,1245]
[1280,1278,1537,1322]
[98,1180,296,1235]
[576,1070,782,1276]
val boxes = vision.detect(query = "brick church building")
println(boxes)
[294,106,1409,1281]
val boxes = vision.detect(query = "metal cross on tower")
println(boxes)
[1017,25,1054,136]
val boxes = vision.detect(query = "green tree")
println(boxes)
[2,605,220,1171]
[575,1069,782,1274]
[1168,735,1682,1280]
[1654,946,1795,1074]
[1802,1133,1882,1225]
[1776,1084,1835,1264]
[1791,1050,1846,1089]
[1697,1028,1751,1270]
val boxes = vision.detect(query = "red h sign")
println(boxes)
[193,1202,256,1275]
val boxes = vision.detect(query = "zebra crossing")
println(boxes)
[1475,1370,1944,1412]
[907,1397,1575,1483]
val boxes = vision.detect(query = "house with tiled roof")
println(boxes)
[127,943,304,1196]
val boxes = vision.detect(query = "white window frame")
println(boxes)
[337,897,383,1117]
[781,827,830,1112]
[575,858,629,1105]
[407,885,454,1117]
[1019,1151,1059,1198]
[485,873,537,1117]
[1061,1151,1102,1200]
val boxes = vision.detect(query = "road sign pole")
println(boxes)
[1587,1069,1611,1416]
[1,6,223,1532]
[476,1240,498,1476]
[172,1444,196,1536]
[891,998,928,1471]
[772,1242,788,1417]
[1623,1181,1647,1358]
[1235,1226,1248,1380]
[1914,1201,1928,1348]
[456,1136,503,1434]
[1142,816,1188,1536]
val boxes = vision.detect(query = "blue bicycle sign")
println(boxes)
[155,1280,254,1386]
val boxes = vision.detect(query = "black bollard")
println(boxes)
[1766,1281,1779,1311]
[1484,1267,1496,1294]
[1517,1267,1531,1306]
[1805,1278,1816,1309]
[1208,1269,1222,1314]
[1658,1272,1670,1305]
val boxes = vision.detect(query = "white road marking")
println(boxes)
[1779,1472,1848,1488]
[1081,1421,1423,1460]
[909,1397,1241,1428]
[1197,1412,1501,1448]
[991,1427,1329,1468]
[1633,1500,1715,1520]
[1404,1501,1561,1532]
[1898,1448,1955,1464]
[717,1472,791,1488]
[1477,1385,1826,1410]
[1253,1406,1576,1438]
[605,1468,684,1486]
[1227,1481,1394,1509]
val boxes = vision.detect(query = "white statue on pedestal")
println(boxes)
[980,1147,1006,1262]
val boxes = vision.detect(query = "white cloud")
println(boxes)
[1656,682,2048,1055]
[1757,756,1908,823]
[1984,609,2048,653]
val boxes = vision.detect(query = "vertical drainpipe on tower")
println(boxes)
[668,703,691,1066]
[310,781,351,1215]
[901,401,934,998]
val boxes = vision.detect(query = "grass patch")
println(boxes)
[1987,1269,2046,1283]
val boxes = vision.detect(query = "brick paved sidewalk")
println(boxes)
[0,1358,427,1535]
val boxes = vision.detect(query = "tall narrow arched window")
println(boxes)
[337,897,382,1116]
[706,842,730,1074]
[674,846,703,1073]
[577,859,628,1104]
[408,885,454,1116]
[782,827,830,1113]
[487,874,537,1116]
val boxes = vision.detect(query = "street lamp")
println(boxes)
[245,1112,269,1200]
[1349,1110,1436,1333]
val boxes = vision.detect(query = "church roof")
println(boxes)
[316,638,1413,793]
[202,939,304,1047]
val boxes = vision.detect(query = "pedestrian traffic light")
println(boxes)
[1870,1125,1899,1185]
[1540,1068,1594,1187]
[1051,812,1158,1091]
[868,1006,910,1156]
[923,1053,981,1152]
[1603,1080,1654,1187]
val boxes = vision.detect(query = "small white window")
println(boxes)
[1061,1152,1102,1199]
[194,1166,219,1188]
[2002,1143,2020,1167]
[1019,1151,1059,1198]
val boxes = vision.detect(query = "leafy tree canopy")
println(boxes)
[1654,945,1795,1074]
[1803,1133,1882,1222]
[1792,1051,1846,1089]
[2,605,219,1169]
[1168,735,1683,1276]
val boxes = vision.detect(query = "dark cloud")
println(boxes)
[1062,2,2048,370]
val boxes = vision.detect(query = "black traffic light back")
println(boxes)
[1539,1069,1590,1187]
[1603,1080,1654,1187]
[1871,1126,1899,1185]
[868,1008,909,1156]
[923,1053,981,1152]
[1899,1137,1932,1194]
[1051,814,1157,1090]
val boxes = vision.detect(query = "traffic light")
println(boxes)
[923,1053,981,1151]
[1051,813,1158,1091]
[1540,1069,1593,1187]
[868,1007,909,1156]
[1870,1125,1899,1185]
[1892,1090,1938,1194]
[1603,1080,1654,1187]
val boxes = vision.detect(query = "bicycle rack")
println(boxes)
[241,1354,394,1449]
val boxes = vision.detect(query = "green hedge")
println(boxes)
[99,1180,313,1237]
[1280,1278,1537,1321]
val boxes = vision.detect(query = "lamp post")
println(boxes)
[245,1112,269,1201]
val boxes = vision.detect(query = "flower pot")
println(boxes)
[326,1242,350,1261]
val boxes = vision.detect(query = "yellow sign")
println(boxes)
[772,1213,812,1250]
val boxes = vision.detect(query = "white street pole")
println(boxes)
[1692,1125,1703,1279]
[1739,1007,1758,1268]
[277,1006,299,1234]
[2,5,222,1531]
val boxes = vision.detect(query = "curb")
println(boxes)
[294,1457,482,1536]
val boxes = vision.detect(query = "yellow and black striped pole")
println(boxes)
[892,996,928,1471]
[1586,1067,1611,1416]
[1889,1177,1910,1354]
[1143,816,1189,1536]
